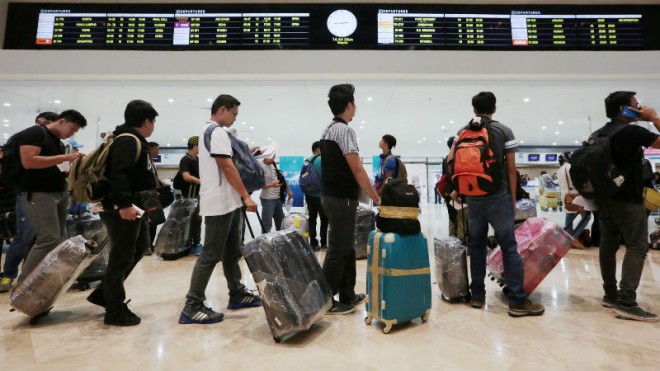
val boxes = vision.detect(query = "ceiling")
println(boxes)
[1,79,659,157]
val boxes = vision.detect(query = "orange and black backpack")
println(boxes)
[450,118,502,196]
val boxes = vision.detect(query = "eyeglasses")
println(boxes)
[229,110,239,117]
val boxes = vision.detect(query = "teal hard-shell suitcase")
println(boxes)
[365,231,432,333]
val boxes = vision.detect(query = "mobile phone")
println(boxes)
[621,105,641,119]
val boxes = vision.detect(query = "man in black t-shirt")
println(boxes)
[596,91,660,322]
[178,136,202,253]
[16,110,87,284]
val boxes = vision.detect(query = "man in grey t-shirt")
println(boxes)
[450,91,544,317]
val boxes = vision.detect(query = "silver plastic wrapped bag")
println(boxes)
[241,229,332,343]
[354,206,376,259]
[434,237,470,303]
[282,212,309,243]
[515,199,537,221]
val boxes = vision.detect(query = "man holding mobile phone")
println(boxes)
[596,91,660,322]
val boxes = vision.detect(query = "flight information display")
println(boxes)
[4,3,660,50]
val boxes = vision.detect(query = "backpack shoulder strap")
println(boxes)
[114,133,142,163]
[203,124,219,152]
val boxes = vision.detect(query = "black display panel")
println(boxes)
[4,3,660,50]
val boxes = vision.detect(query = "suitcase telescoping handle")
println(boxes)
[243,207,264,239]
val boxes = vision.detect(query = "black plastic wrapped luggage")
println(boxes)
[376,179,421,235]
[65,217,111,290]
[354,206,375,259]
[434,237,470,303]
[10,236,104,324]
[241,229,332,343]
[155,198,198,260]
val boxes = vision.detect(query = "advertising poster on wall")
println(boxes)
[279,156,305,207]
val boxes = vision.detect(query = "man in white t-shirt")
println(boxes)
[179,94,262,325]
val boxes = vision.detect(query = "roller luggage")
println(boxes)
[434,237,470,303]
[366,231,432,334]
[515,198,537,222]
[241,229,331,343]
[282,212,310,243]
[154,198,198,260]
[486,217,580,295]
[65,217,111,290]
[9,236,104,324]
[376,179,421,235]
[0,183,16,239]
[354,206,375,259]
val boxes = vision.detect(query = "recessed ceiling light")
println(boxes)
[422,137,427,141]
[182,138,187,141]
[361,120,366,124]
[418,140,422,144]
[249,126,254,130]
[552,142,557,146]
[443,137,448,141]
[206,98,213,103]
[541,126,547,130]
[245,138,250,141]
[2,124,9,127]
[555,131,560,135]
[438,140,442,143]
[268,137,272,141]
[241,121,246,125]
[523,98,530,102]
[520,140,525,144]
[251,140,255,144]
[167,98,174,103]
[558,121,564,125]
[53,99,62,104]
[3,103,10,107]
[367,97,373,101]
[449,121,454,124]
[2,119,8,123]
[166,143,171,147]
[359,126,364,129]
[441,126,446,130]
[574,140,579,144]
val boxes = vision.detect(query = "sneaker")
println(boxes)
[87,288,106,308]
[227,290,263,310]
[191,244,203,256]
[144,246,153,256]
[326,300,355,315]
[508,299,545,317]
[0,277,14,293]
[602,295,617,308]
[341,293,366,306]
[470,298,485,309]
[179,304,224,324]
[613,304,659,322]
[104,301,141,326]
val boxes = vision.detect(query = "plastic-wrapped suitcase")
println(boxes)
[366,231,432,334]
[354,206,376,259]
[65,217,111,290]
[486,217,580,295]
[515,199,537,222]
[281,212,310,243]
[241,229,332,343]
[9,236,104,324]
[434,237,470,303]
[154,198,198,260]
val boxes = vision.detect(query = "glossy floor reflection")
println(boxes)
[1,203,659,371]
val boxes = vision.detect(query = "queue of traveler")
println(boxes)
[0,87,658,327]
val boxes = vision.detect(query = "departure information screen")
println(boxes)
[4,3,660,50]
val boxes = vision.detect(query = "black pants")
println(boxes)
[305,194,328,247]
[99,212,150,311]
[321,196,358,302]
[149,222,158,247]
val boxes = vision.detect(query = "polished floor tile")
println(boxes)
[1,203,659,371]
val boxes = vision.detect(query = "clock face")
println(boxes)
[327,10,358,38]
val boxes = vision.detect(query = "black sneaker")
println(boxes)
[470,298,485,309]
[87,288,106,308]
[326,300,355,315]
[341,293,366,306]
[179,304,224,324]
[602,295,617,308]
[613,304,659,322]
[508,299,545,317]
[104,301,141,326]
[227,289,263,310]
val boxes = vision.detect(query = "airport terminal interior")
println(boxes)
[1,0,660,370]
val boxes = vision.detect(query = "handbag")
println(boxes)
[138,190,166,225]
[157,185,175,208]
[564,167,583,212]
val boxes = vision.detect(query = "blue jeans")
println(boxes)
[467,190,526,304]
[260,198,284,233]
[565,212,592,238]
[2,196,36,279]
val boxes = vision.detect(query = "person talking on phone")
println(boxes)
[86,100,159,327]
[593,91,660,322]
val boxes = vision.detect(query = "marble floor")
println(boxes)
[1,203,659,371]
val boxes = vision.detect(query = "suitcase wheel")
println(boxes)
[421,309,431,322]
[364,315,373,326]
[29,307,53,326]
[273,336,283,344]
[382,319,396,334]
[502,287,509,295]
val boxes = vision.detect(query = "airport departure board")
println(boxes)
[4,3,660,50]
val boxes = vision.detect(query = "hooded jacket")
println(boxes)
[102,124,156,210]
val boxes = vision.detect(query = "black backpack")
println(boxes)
[569,122,628,200]
[376,178,421,235]
[0,132,24,190]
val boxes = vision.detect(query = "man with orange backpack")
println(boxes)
[449,92,544,317]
